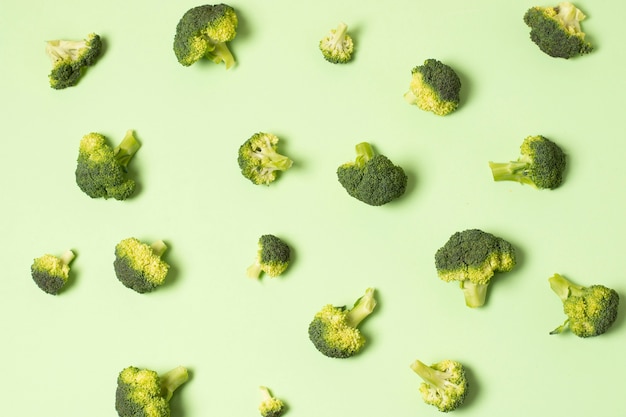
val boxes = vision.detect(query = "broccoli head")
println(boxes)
[404,59,461,116]
[247,234,291,279]
[308,288,377,358]
[319,22,354,64]
[523,2,592,59]
[336,142,407,206]
[410,359,469,413]
[489,135,566,190]
[114,238,170,293]
[549,273,619,337]
[238,132,293,185]
[435,229,516,308]
[173,3,238,68]
[45,33,102,89]
[31,250,75,295]
[258,386,286,417]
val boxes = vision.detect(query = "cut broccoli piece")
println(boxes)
[31,250,75,295]
[404,59,461,116]
[410,359,469,412]
[258,386,286,417]
[319,22,354,64]
[113,238,170,293]
[45,33,102,89]
[238,132,293,185]
[247,234,291,279]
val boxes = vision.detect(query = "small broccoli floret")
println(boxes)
[115,365,189,417]
[489,135,566,190]
[548,273,620,337]
[410,359,469,413]
[173,3,238,68]
[75,130,141,200]
[435,229,516,308]
[247,234,291,279]
[114,238,170,293]
[319,22,354,64]
[404,59,461,116]
[31,250,75,295]
[524,2,592,59]
[308,288,377,358]
[238,132,293,185]
[45,33,102,89]
[258,386,286,417]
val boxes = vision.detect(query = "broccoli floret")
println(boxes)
[258,386,286,417]
[489,135,566,190]
[75,130,141,200]
[336,142,407,206]
[404,59,461,116]
[319,22,354,64]
[308,288,377,358]
[548,273,620,337]
[173,3,238,68]
[45,33,102,89]
[523,2,593,59]
[410,359,469,413]
[114,238,170,293]
[238,132,293,185]
[31,250,75,295]
[435,229,516,308]
[115,365,189,417]
[247,234,291,279]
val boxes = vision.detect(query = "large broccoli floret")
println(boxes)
[247,234,291,279]
[115,365,189,417]
[45,33,102,89]
[258,386,286,417]
[523,2,593,59]
[173,3,238,68]
[319,22,354,64]
[410,359,469,413]
[404,59,461,116]
[435,229,517,308]
[489,135,566,190]
[114,238,170,293]
[238,132,293,185]
[336,142,407,206]
[308,288,377,358]
[31,250,75,295]
[548,273,619,337]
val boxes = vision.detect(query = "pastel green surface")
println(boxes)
[1,1,625,416]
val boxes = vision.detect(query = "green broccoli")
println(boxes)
[549,273,620,337]
[45,33,102,89]
[75,130,141,200]
[404,59,461,116]
[114,238,170,293]
[238,132,293,185]
[319,22,354,64]
[410,359,469,413]
[523,2,592,59]
[247,234,291,279]
[308,288,377,358]
[435,229,517,308]
[336,142,407,206]
[489,135,566,190]
[115,365,189,417]
[258,386,286,417]
[31,250,75,295]
[173,3,238,68]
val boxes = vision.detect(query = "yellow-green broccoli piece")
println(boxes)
[238,132,293,185]
[319,22,354,64]
[247,234,291,279]
[258,386,286,417]
[404,59,461,116]
[31,250,75,295]
[410,359,469,412]
[114,238,170,293]
[45,33,102,89]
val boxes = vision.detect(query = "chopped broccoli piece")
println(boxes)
[549,273,620,337]
[45,33,102,89]
[238,132,293,185]
[308,288,377,358]
[115,365,189,417]
[113,238,170,293]
[247,234,291,279]
[319,22,354,64]
[435,229,516,308]
[31,250,75,295]
[489,135,566,190]
[524,2,593,58]
[404,59,461,116]
[410,359,469,413]
[173,3,238,68]
[258,386,286,417]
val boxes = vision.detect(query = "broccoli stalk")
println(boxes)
[410,359,468,412]
[114,130,142,168]
[160,366,190,401]
[319,22,354,64]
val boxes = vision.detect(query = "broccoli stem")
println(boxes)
[259,386,273,401]
[345,288,377,327]
[328,22,348,48]
[548,273,584,301]
[354,142,374,167]
[246,261,262,279]
[60,250,76,266]
[410,360,448,389]
[488,161,532,185]
[208,42,235,69]
[150,240,168,257]
[461,281,489,308]
[160,366,189,401]
[550,319,569,335]
[114,130,141,168]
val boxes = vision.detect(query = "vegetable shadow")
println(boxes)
[462,362,480,410]
[160,241,182,291]
[483,237,525,307]
[455,66,471,114]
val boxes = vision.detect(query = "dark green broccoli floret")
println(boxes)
[489,135,566,190]
[238,132,293,185]
[337,142,407,206]
[319,22,354,64]
[114,238,170,293]
[31,250,75,295]
[115,365,189,417]
[308,288,377,358]
[404,59,461,116]
[410,359,469,412]
[247,234,291,279]
[45,33,102,89]
[524,2,593,59]
[435,229,516,308]
[549,273,619,337]
[258,386,286,417]
[173,3,238,68]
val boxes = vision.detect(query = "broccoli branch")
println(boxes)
[160,366,189,401]
[114,130,141,168]
[345,288,377,327]
[488,160,534,186]
[411,360,450,389]
[60,249,76,266]
[353,142,374,167]
[150,240,168,257]
[460,281,489,308]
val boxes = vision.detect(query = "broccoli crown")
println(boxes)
[114,238,170,293]
[435,229,516,308]
[549,273,620,337]
[75,130,141,200]
[258,386,286,417]
[247,234,291,279]
[308,288,377,358]
[410,359,468,413]
[173,3,238,68]
[523,2,593,59]
[336,142,407,206]
[238,132,293,185]
[30,250,75,295]
[45,33,102,89]
[489,135,566,190]
[319,22,354,64]
[404,59,461,116]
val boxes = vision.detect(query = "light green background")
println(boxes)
[1,0,625,416]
